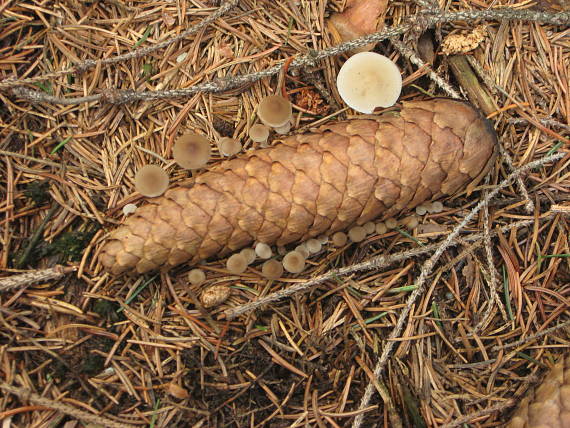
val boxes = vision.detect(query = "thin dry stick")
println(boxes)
[0,382,137,428]
[0,266,77,293]
[476,178,507,330]
[499,145,534,213]
[491,318,570,352]
[0,0,239,89]
[391,38,461,99]
[224,212,557,321]
[10,9,570,105]
[351,152,565,428]
[439,400,516,428]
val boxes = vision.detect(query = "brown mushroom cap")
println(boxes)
[249,124,270,143]
[375,222,387,234]
[188,268,206,286]
[363,221,376,235]
[261,259,283,279]
[218,137,242,156]
[226,253,247,274]
[402,215,419,230]
[337,52,402,113]
[332,231,348,247]
[135,165,169,197]
[282,251,306,274]
[172,132,211,169]
[348,225,366,242]
[385,218,398,229]
[257,95,293,128]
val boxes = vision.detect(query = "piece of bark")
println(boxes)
[99,98,497,275]
[506,354,570,428]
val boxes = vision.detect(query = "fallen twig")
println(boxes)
[9,9,569,105]
[352,152,565,428]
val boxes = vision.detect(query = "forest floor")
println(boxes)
[0,0,569,427]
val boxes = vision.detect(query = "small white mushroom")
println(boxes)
[255,242,273,259]
[122,203,137,216]
[336,52,402,114]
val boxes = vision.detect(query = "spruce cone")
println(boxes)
[507,354,570,428]
[100,98,497,274]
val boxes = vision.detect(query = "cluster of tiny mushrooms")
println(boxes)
[126,52,431,308]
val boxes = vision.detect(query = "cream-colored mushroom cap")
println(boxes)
[135,165,169,197]
[227,253,247,274]
[249,124,270,143]
[173,132,211,169]
[336,52,402,114]
[257,95,293,128]
[218,137,242,156]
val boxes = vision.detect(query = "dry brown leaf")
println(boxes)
[327,0,389,53]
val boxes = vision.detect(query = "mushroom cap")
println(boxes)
[274,121,291,135]
[336,52,402,114]
[294,244,310,259]
[363,221,376,235]
[240,248,257,265]
[218,137,242,156]
[375,222,387,234]
[261,259,283,279]
[385,218,398,229]
[348,225,366,243]
[122,203,137,216]
[249,124,270,143]
[188,268,206,286]
[415,204,428,216]
[306,239,322,254]
[135,165,169,197]
[255,242,273,259]
[226,253,247,274]
[282,251,306,274]
[332,231,348,247]
[172,132,211,169]
[257,95,293,128]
